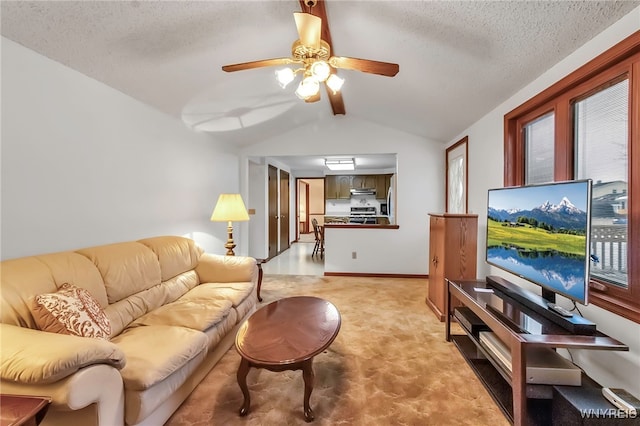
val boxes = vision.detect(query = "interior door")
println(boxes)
[279,170,290,252]
[298,179,310,236]
[268,165,278,259]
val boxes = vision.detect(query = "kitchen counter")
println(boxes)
[324,215,392,225]
[324,223,399,229]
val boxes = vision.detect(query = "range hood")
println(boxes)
[350,188,376,196]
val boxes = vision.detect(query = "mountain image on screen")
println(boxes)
[486,180,592,305]
[488,197,587,232]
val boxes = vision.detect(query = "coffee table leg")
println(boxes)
[302,359,315,422]
[237,358,251,416]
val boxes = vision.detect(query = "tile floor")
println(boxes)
[262,239,324,276]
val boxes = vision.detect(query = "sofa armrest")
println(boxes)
[195,253,258,284]
[0,323,126,384]
[0,364,125,426]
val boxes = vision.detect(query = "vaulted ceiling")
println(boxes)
[2,1,638,148]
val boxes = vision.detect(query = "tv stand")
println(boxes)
[445,278,628,426]
[546,302,573,318]
[486,275,596,335]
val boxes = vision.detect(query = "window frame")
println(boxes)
[504,31,640,323]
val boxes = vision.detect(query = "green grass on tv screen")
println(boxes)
[487,218,586,257]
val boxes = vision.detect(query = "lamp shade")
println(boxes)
[210,194,250,222]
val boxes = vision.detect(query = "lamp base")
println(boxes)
[225,223,236,256]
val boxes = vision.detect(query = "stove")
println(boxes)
[349,206,377,224]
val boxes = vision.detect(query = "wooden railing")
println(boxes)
[590,225,627,286]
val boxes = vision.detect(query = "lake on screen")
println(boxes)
[487,246,587,301]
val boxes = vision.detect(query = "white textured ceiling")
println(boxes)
[2,0,638,151]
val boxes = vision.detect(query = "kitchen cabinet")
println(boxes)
[325,176,338,199]
[375,174,391,199]
[352,175,379,190]
[427,213,477,321]
[325,175,351,199]
[325,174,392,199]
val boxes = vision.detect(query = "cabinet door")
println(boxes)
[364,175,377,189]
[337,176,352,199]
[375,174,388,199]
[351,175,365,189]
[428,216,446,320]
[324,176,338,199]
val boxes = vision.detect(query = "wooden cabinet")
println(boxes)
[325,174,392,199]
[427,213,477,321]
[336,176,351,198]
[325,176,338,199]
[325,175,351,199]
[375,174,391,199]
[351,175,366,189]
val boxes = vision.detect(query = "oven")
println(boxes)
[349,206,377,224]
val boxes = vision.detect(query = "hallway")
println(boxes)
[261,239,324,276]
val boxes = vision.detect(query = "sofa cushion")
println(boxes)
[76,241,161,304]
[0,323,125,384]
[130,299,233,331]
[137,236,203,281]
[0,257,57,329]
[103,270,200,337]
[180,282,254,308]
[32,283,111,339]
[111,325,207,391]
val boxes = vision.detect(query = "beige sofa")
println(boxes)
[0,236,259,426]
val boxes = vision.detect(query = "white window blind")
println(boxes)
[524,112,555,184]
[575,79,628,288]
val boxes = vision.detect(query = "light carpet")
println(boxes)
[165,275,509,426]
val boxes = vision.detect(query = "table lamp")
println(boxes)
[210,193,250,255]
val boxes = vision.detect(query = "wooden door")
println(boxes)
[279,170,290,252]
[268,165,278,259]
[428,215,445,317]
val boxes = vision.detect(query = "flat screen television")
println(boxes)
[486,179,592,306]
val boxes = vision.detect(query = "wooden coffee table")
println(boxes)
[235,296,341,422]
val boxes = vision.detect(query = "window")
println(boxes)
[504,32,639,323]
[524,112,555,184]
[575,80,628,288]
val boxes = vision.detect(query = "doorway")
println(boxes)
[268,165,278,259]
[279,170,290,253]
[298,180,310,239]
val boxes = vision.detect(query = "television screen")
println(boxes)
[486,180,592,305]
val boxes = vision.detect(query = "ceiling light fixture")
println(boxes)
[275,58,344,101]
[325,158,355,171]
[295,74,320,99]
[275,68,296,88]
[326,74,344,94]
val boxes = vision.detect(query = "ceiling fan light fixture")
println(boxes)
[295,75,320,99]
[275,67,296,88]
[310,60,330,82]
[326,74,344,94]
[325,158,355,171]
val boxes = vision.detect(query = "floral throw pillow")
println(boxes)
[32,283,111,340]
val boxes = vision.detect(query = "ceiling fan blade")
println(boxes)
[293,12,321,49]
[329,57,399,77]
[305,91,321,103]
[324,84,345,115]
[222,58,298,72]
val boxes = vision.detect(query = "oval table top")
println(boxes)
[235,296,341,366]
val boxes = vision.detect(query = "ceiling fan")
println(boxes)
[221,0,399,115]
